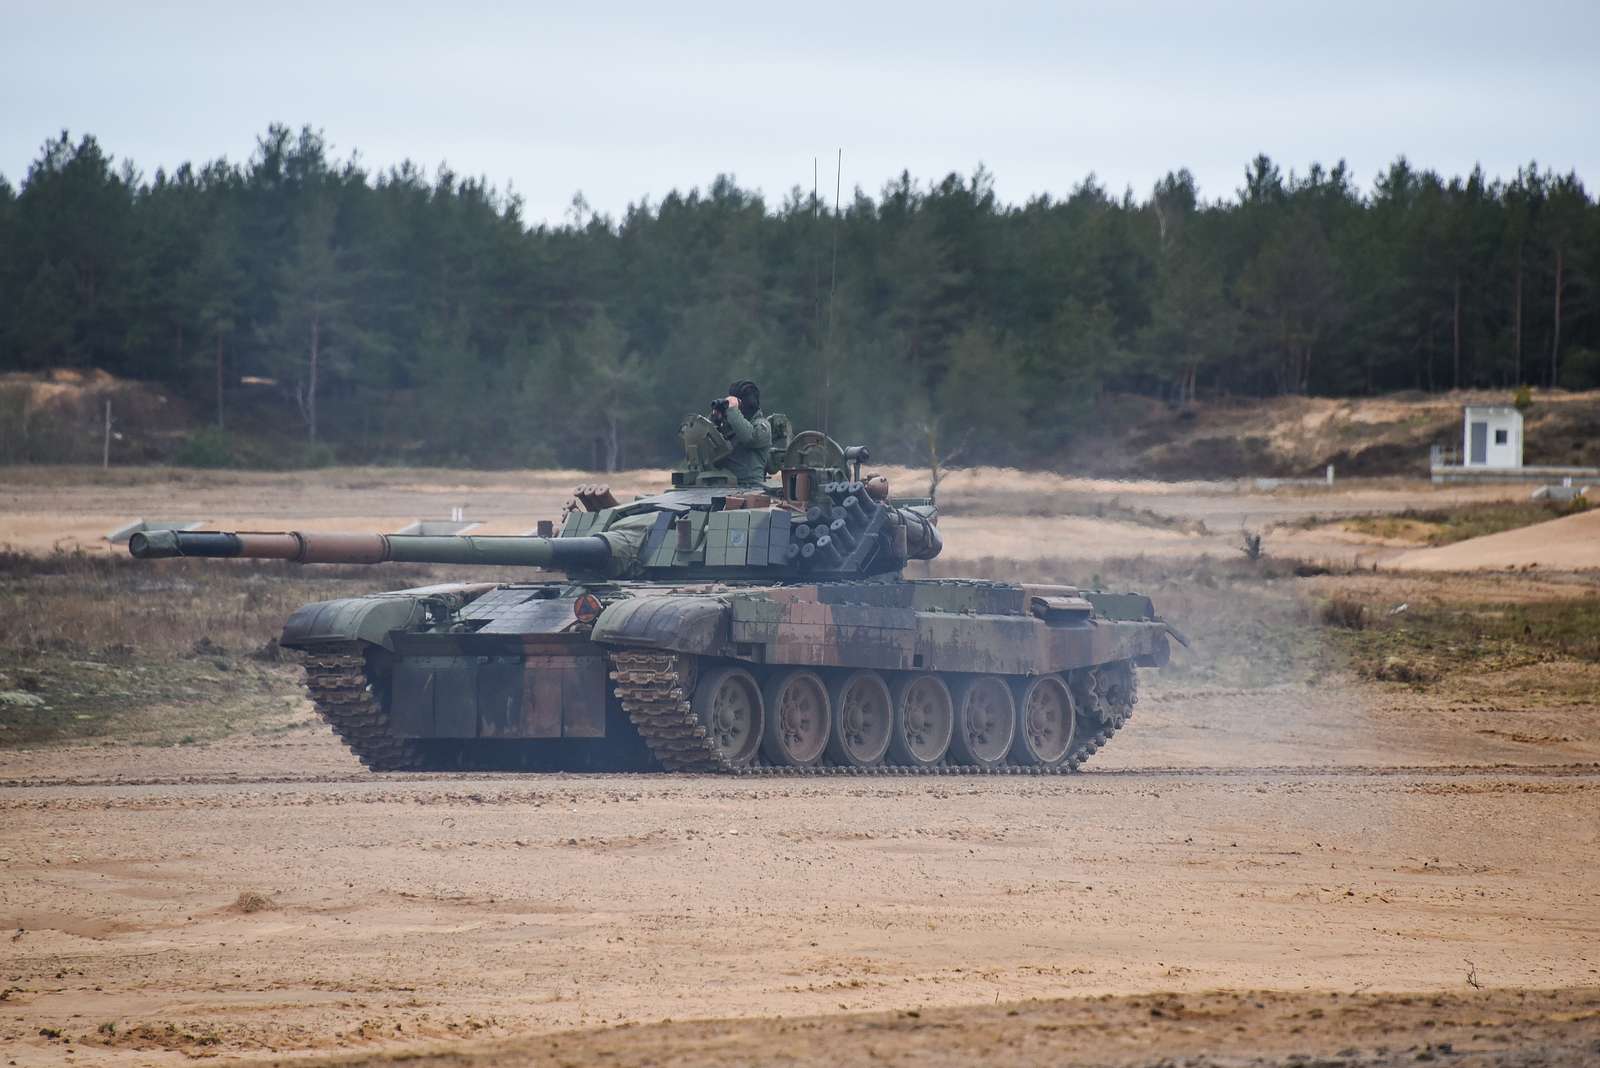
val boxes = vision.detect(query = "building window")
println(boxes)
[1494,429,1508,445]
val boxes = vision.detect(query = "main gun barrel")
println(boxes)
[128,529,613,570]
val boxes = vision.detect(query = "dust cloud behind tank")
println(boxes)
[128,408,1181,774]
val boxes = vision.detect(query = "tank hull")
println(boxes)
[283,577,1170,773]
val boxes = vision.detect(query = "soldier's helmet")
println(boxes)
[728,380,760,417]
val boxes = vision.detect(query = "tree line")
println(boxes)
[0,126,1595,469]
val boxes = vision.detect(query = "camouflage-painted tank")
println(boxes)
[130,412,1184,774]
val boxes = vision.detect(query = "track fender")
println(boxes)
[281,583,495,651]
[591,595,728,655]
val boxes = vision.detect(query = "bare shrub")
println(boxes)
[1374,656,1440,685]
[233,891,275,914]
[1320,596,1367,630]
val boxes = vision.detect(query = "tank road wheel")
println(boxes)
[889,674,954,767]
[1009,675,1076,766]
[761,670,832,767]
[826,670,894,767]
[691,666,764,767]
[949,675,1016,768]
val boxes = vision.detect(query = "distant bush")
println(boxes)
[1512,384,1533,411]
[1559,349,1600,391]
[0,388,30,463]
[295,441,338,469]
[174,427,237,468]
[178,432,339,470]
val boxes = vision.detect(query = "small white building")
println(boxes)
[1462,405,1523,468]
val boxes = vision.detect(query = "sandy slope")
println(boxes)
[1388,508,1600,572]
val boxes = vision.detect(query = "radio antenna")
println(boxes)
[812,157,823,427]
[822,148,841,435]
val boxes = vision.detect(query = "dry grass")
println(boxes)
[0,549,437,658]
[0,549,471,747]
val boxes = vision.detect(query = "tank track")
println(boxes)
[301,643,1137,775]
[609,650,1137,776]
[1067,662,1137,768]
[302,643,426,771]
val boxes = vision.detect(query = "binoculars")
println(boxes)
[709,398,734,435]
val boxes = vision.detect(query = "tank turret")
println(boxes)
[129,425,941,581]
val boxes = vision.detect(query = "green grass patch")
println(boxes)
[1321,595,1600,688]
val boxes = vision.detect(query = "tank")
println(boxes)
[128,411,1185,775]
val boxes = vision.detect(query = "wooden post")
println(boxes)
[102,400,112,469]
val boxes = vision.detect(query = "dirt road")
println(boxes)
[3,674,1597,1066]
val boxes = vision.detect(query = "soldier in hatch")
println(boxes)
[712,379,772,486]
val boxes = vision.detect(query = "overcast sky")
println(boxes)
[3,1,1595,225]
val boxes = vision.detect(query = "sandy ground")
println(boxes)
[1387,508,1600,572]
[2,668,1598,1066]
[3,464,1598,1065]
[290,987,1600,1067]
[0,464,1540,567]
